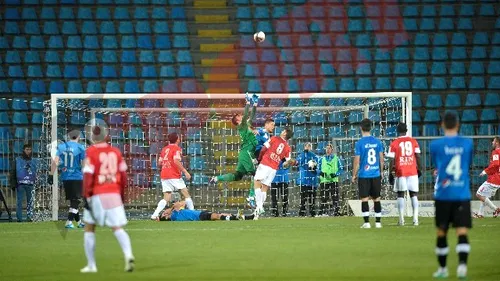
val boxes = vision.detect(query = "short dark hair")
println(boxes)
[442,111,459,130]
[23,144,32,149]
[265,118,274,125]
[168,132,179,144]
[396,123,407,135]
[360,118,372,132]
[283,127,293,140]
[494,136,500,143]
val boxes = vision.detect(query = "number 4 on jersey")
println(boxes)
[445,155,462,181]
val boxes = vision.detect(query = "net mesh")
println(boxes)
[36,94,409,221]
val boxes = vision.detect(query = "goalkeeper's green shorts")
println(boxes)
[236,150,256,175]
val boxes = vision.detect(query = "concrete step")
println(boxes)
[194,14,229,23]
[200,43,235,52]
[197,29,232,38]
[193,0,227,9]
[200,58,237,66]
[202,73,239,81]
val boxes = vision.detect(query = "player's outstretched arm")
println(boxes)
[482,152,500,176]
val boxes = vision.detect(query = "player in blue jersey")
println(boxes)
[49,130,86,229]
[247,118,275,208]
[352,119,385,229]
[429,112,473,279]
[157,201,255,221]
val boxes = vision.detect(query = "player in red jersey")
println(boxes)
[387,123,422,226]
[151,132,194,220]
[474,136,500,218]
[253,128,294,219]
[81,125,134,273]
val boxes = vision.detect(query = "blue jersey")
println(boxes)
[430,136,473,201]
[56,141,85,181]
[255,128,271,153]
[355,136,384,178]
[171,209,202,221]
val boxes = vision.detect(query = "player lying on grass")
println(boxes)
[210,93,259,206]
[157,201,255,221]
[474,136,500,218]
[253,128,294,220]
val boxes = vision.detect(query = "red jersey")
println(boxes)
[485,148,500,185]
[83,143,127,198]
[387,136,421,177]
[260,136,291,170]
[159,144,182,179]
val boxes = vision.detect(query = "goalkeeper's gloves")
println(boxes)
[417,170,422,178]
[329,173,337,178]
[251,94,259,106]
[47,174,53,185]
[245,92,252,104]
[389,173,395,186]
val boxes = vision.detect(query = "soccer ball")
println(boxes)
[307,160,317,169]
[253,31,266,43]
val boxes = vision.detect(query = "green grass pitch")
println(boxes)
[1,217,499,281]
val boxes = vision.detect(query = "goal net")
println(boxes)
[37,92,411,221]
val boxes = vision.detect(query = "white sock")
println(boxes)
[260,191,267,209]
[185,197,194,210]
[152,199,167,217]
[478,202,485,216]
[484,198,497,210]
[114,229,133,259]
[254,188,262,209]
[397,198,405,221]
[66,220,72,225]
[84,232,96,268]
[411,196,419,221]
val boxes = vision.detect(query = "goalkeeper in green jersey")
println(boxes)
[210,93,259,203]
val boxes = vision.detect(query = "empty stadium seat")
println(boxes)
[445,94,461,108]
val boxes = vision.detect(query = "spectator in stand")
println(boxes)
[317,143,343,217]
[10,144,38,222]
[296,142,319,217]
[270,162,290,217]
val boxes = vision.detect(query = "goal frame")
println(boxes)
[49,92,412,221]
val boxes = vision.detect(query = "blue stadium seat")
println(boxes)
[413,77,430,90]
[12,98,28,111]
[22,8,37,20]
[81,21,97,34]
[63,50,78,63]
[181,80,196,93]
[179,65,194,78]
[432,47,448,60]
[236,7,251,19]
[171,7,186,20]
[5,21,20,34]
[423,124,438,136]
[478,124,495,135]
[470,76,485,89]
[415,33,429,46]
[0,113,10,125]
[451,33,467,45]
[264,65,278,77]
[82,50,97,63]
[420,18,435,31]
[123,81,138,93]
[12,36,28,48]
[412,94,422,108]
[24,22,40,35]
[266,80,282,92]
[375,78,391,90]
[426,94,443,108]
[460,124,474,135]
[424,110,440,122]
[141,66,157,78]
[154,21,169,34]
[68,80,83,93]
[394,77,410,90]
[412,62,427,75]
[86,81,103,93]
[293,21,308,33]
[356,78,372,91]
[450,62,465,75]
[48,35,63,49]
[488,62,500,74]
[160,66,175,78]
[473,32,489,45]
[30,35,45,48]
[438,18,454,31]
[469,62,484,74]
[433,33,448,45]
[83,65,98,78]
[403,18,417,31]
[393,62,409,75]
[176,50,192,63]
[12,112,28,125]
[489,77,500,89]
[461,109,478,122]
[303,79,318,92]
[484,93,499,106]
[247,80,261,93]
[102,36,118,49]
[62,65,78,79]
[450,77,466,89]
[173,36,189,48]
[445,94,461,108]
[139,50,154,63]
[339,78,355,92]
[431,77,447,90]
[120,36,136,49]
[6,51,21,64]
[465,93,481,107]
[12,80,28,93]
[481,109,497,121]
[143,80,159,93]
[471,46,486,59]
[49,81,64,93]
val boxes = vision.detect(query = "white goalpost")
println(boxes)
[40,92,412,221]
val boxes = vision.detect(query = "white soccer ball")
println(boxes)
[307,160,317,169]
[253,31,265,43]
